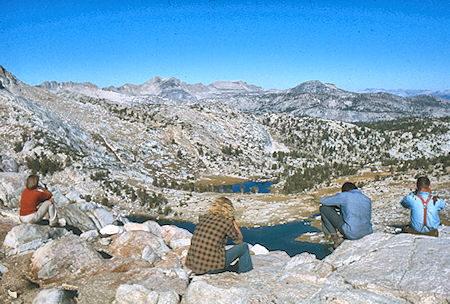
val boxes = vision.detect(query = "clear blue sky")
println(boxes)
[1,0,449,91]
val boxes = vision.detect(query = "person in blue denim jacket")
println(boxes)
[320,182,373,248]
[400,176,445,237]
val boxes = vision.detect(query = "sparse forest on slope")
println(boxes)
[261,114,449,193]
[0,65,449,217]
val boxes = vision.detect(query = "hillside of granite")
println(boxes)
[1,65,449,223]
[0,204,449,303]
[0,64,449,303]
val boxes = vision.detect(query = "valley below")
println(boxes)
[0,65,449,303]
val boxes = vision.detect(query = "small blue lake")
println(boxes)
[132,216,332,259]
[217,180,273,194]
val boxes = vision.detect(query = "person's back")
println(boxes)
[401,176,445,234]
[320,182,373,245]
[186,213,241,274]
[185,197,252,275]
[337,189,373,239]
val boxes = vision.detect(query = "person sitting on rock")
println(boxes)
[19,174,65,227]
[400,176,445,237]
[319,182,373,248]
[185,197,253,274]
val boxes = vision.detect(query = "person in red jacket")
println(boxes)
[19,175,65,226]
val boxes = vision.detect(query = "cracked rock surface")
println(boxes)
[182,232,450,304]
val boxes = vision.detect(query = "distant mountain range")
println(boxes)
[359,88,450,100]
[0,64,448,122]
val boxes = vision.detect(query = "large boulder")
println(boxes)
[182,251,306,304]
[52,190,71,206]
[0,172,27,208]
[182,233,450,304]
[124,222,151,233]
[321,232,450,304]
[65,189,85,204]
[0,155,19,172]
[90,207,115,229]
[73,258,188,303]
[32,288,78,304]
[0,263,7,274]
[57,203,98,232]
[143,220,163,237]
[112,284,154,304]
[161,225,192,249]
[109,230,170,259]
[2,224,66,255]
[30,234,103,280]
[112,284,180,304]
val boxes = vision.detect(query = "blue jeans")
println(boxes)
[206,243,253,274]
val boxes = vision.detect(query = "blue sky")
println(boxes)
[1,0,449,91]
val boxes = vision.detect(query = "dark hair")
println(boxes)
[342,182,357,192]
[416,176,430,190]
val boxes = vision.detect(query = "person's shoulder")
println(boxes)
[401,192,417,202]
[431,194,444,203]
[403,191,415,198]
[351,189,371,200]
[200,213,230,224]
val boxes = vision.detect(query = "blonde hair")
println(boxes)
[26,175,39,190]
[209,197,235,220]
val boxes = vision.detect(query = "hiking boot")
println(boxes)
[331,235,344,249]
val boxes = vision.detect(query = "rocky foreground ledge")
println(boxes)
[0,217,449,304]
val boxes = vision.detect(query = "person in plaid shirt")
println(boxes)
[186,197,253,274]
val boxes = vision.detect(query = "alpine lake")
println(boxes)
[131,180,332,259]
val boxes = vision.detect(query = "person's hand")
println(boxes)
[49,198,55,204]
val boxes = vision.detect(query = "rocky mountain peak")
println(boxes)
[289,80,344,95]
[0,64,24,92]
[37,81,99,93]
[208,80,264,93]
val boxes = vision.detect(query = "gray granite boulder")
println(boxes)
[143,220,163,237]
[32,288,77,304]
[109,230,170,259]
[112,284,180,304]
[112,284,152,304]
[2,224,66,255]
[0,263,7,274]
[80,229,99,242]
[321,232,450,304]
[182,233,450,304]
[0,172,27,208]
[30,234,103,280]
[57,203,97,232]
[161,225,192,249]
[90,207,115,229]
[0,155,18,172]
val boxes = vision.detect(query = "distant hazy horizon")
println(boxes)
[1,0,449,91]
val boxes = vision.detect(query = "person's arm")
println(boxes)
[233,220,243,243]
[320,192,344,207]
[436,197,445,211]
[36,187,52,203]
[230,220,243,244]
[400,194,411,209]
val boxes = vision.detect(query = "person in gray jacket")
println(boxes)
[320,182,373,248]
